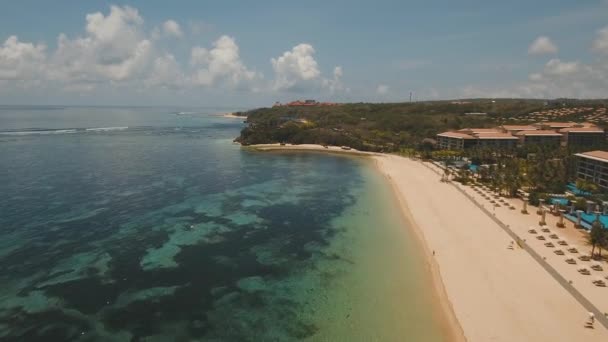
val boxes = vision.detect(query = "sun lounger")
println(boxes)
[578,268,591,275]
[591,264,603,271]
[528,229,537,234]
[554,249,565,255]
[549,234,559,239]
[578,255,591,261]
[565,258,576,264]
[568,247,578,253]
[544,242,555,248]
[592,278,606,287]
[541,228,550,233]
[557,240,568,246]
[536,235,546,240]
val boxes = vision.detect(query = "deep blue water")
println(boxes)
[0,107,371,341]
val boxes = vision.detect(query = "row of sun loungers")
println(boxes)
[472,187,512,209]
[526,226,608,287]
[473,187,608,288]
[593,278,607,287]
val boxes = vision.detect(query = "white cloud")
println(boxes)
[376,84,389,95]
[462,57,604,99]
[0,5,348,99]
[322,66,346,94]
[190,35,260,89]
[50,5,152,85]
[528,36,558,55]
[145,53,185,89]
[592,26,608,54]
[0,36,46,81]
[333,65,343,79]
[271,44,321,91]
[162,20,183,38]
[543,58,582,75]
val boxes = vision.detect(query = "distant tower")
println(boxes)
[409,92,412,102]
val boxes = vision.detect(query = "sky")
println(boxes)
[1,0,608,107]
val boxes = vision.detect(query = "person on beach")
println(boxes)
[587,312,595,328]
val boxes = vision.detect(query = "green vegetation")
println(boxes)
[236,100,546,151]
[236,99,608,151]
[587,222,608,259]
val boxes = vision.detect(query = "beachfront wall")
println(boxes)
[575,151,608,190]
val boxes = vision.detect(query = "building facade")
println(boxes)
[515,130,562,147]
[575,151,608,190]
[436,131,517,150]
[559,127,605,147]
[437,132,476,150]
[475,133,519,149]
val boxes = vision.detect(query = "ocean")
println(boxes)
[0,106,446,341]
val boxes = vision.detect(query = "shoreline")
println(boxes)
[372,156,467,342]
[245,143,608,341]
[245,144,465,340]
[244,143,378,157]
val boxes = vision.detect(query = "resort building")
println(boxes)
[436,122,604,150]
[437,132,476,150]
[436,131,517,150]
[575,150,608,190]
[515,130,563,147]
[559,127,606,147]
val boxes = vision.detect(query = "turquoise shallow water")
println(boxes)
[0,107,445,341]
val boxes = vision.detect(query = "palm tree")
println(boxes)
[587,222,605,258]
[600,229,608,259]
[576,179,598,194]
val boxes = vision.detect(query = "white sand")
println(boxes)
[247,144,378,156]
[221,113,246,118]
[375,155,608,342]
[246,144,608,341]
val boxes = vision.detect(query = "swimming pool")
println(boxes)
[566,183,592,196]
[549,198,569,206]
[565,212,608,230]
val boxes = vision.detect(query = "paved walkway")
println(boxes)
[420,160,608,329]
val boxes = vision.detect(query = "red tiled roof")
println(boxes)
[458,128,500,133]
[501,125,538,130]
[475,133,518,139]
[533,122,578,128]
[515,130,562,136]
[559,127,604,133]
[437,132,475,139]
[575,150,608,162]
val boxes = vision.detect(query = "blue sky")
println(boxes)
[1,0,608,106]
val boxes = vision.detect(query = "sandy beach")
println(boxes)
[249,143,608,341]
[376,155,608,341]
[221,112,246,118]
[246,143,378,156]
